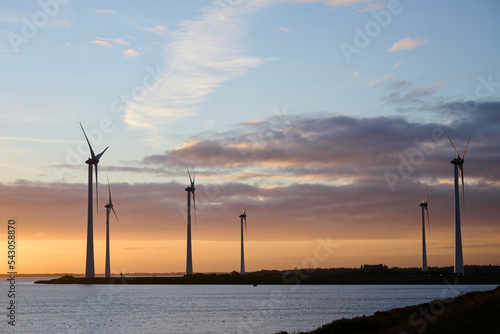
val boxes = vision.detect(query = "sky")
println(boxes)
[1,0,499,274]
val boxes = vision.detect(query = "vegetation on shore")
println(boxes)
[34,265,500,285]
[277,286,500,334]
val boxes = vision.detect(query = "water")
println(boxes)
[1,277,497,333]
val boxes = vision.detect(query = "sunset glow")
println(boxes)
[1,0,499,275]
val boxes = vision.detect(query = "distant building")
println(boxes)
[361,264,389,271]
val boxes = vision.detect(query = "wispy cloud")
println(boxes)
[92,40,112,48]
[384,80,445,104]
[356,1,387,12]
[96,9,118,14]
[124,1,275,133]
[92,37,130,49]
[54,19,71,28]
[146,24,168,35]
[275,26,290,32]
[0,136,76,144]
[292,0,371,7]
[352,71,361,78]
[388,37,427,53]
[369,73,394,86]
[393,61,402,69]
[123,48,140,59]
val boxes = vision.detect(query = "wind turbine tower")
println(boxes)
[447,135,470,275]
[419,187,430,272]
[105,176,119,278]
[80,123,108,278]
[185,170,196,275]
[239,204,247,275]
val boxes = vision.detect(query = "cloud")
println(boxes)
[275,27,290,32]
[92,40,112,48]
[352,71,361,78]
[383,80,445,105]
[0,136,76,144]
[393,61,401,69]
[124,1,276,133]
[146,24,168,35]
[9,105,500,271]
[96,9,117,14]
[388,37,427,53]
[140,103,500,185]
[92,37,130,48]
[369,73,394,86]
[54,19,71,28]
[123,49,140,59]
[292,0,371,7]
[356,1,387,12]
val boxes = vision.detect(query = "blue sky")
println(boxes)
[1,1,499,183]
[1,0,500,272]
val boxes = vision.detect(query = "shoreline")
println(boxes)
[35,274,500,285]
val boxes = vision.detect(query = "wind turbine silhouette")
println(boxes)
[447,135,470,275]
[239,203,247,275]
[185,169,196,275]
[80,122,108,278]
[105,175,119,278]
[419,186,430,272]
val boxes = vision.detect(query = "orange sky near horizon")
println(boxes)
[8,236,500,275]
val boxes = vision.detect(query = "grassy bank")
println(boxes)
[277,286,500,334]
[35,273,500,285]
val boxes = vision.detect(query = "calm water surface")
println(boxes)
[1,277,496,334]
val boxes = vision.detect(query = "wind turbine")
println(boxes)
[105,176,119,278]
[419,187,430,272]
[239,203,247,275]
[447,135,470,275]
[80,122,108,278]
[185,169,196,275]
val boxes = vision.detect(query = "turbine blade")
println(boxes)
[107,174,112,205]
[459,164,465,213]
[425,185,428,203]
[425,206,430,236]
[462,135,471,159]
[187,168,192,185]
[244,217,247,240]
[96,147,109,160]
[446,134,459,157]
[80,122,96,159]
[112,207,119,222]
[95,164,99,214]
[193,191,197,225]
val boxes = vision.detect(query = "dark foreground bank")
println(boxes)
[35,273,500,285]
[277,286,500,334]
